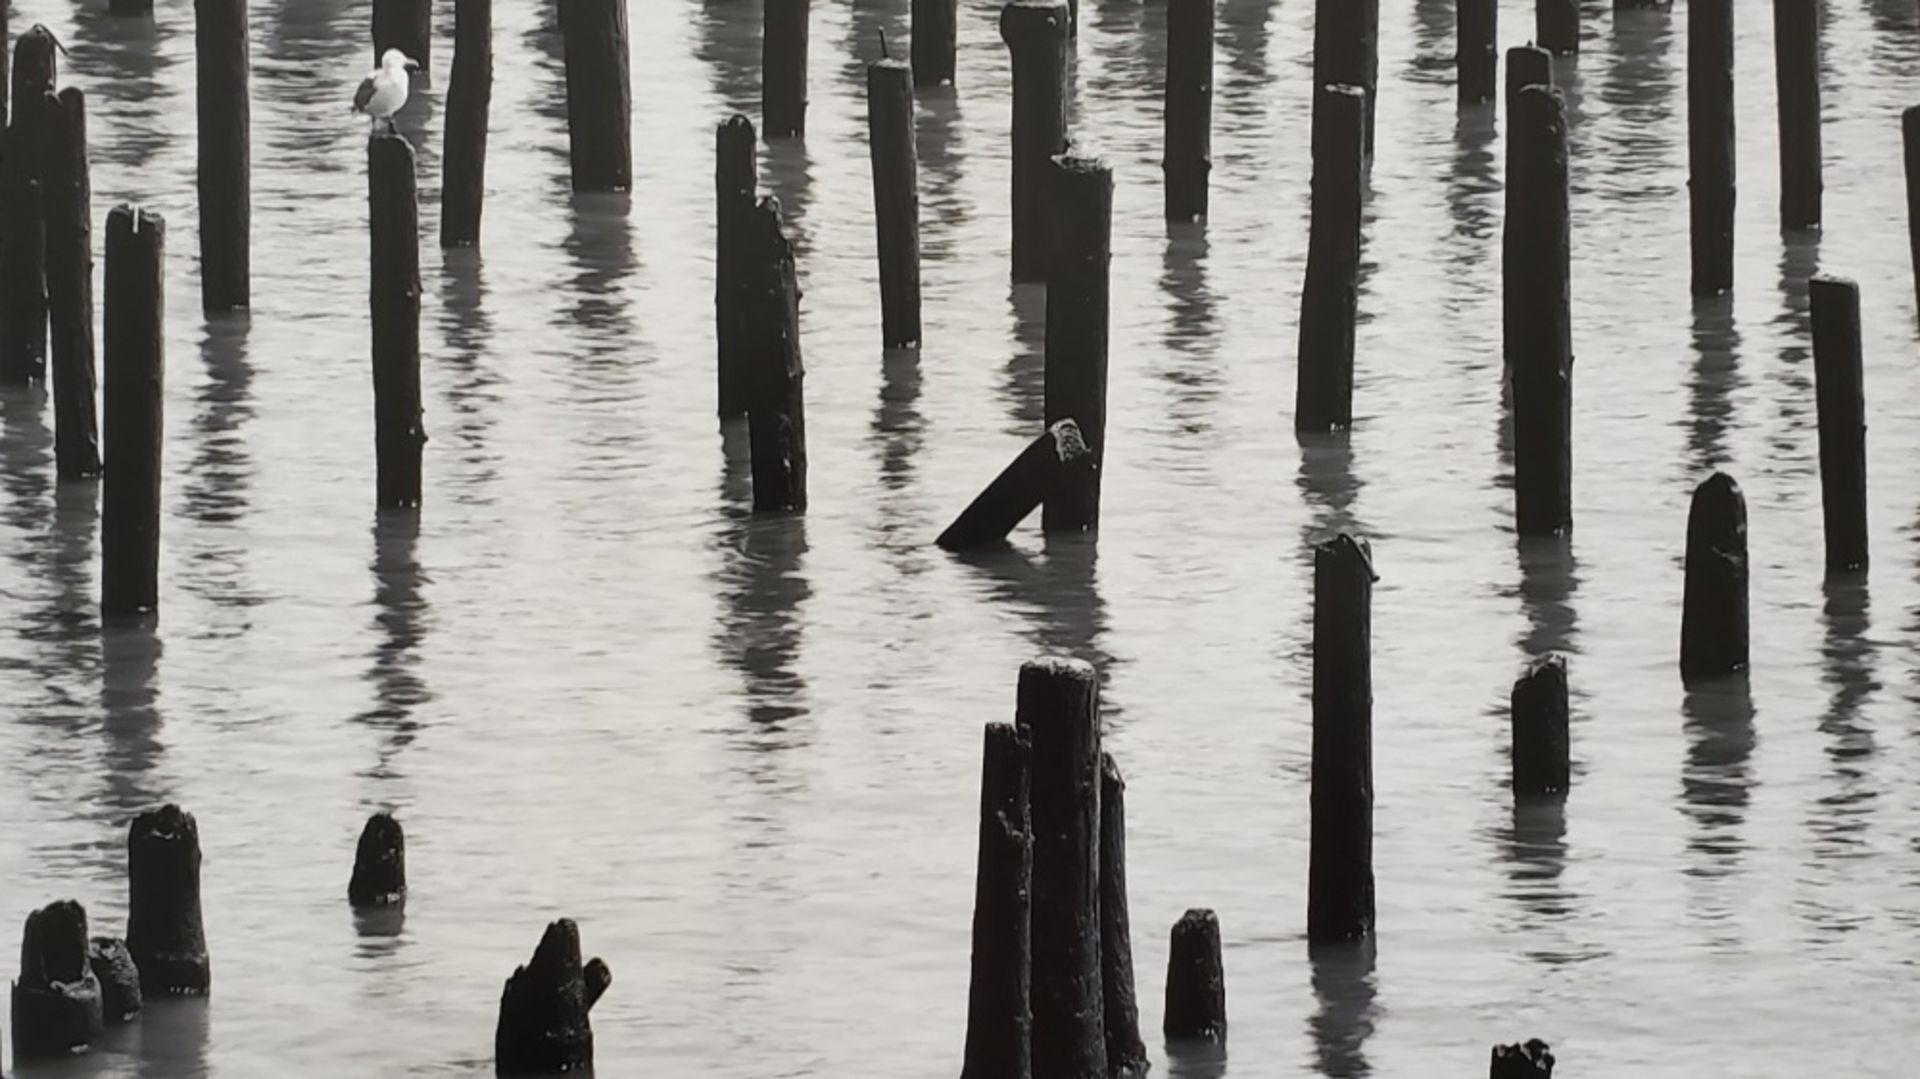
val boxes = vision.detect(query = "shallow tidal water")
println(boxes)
[1,0,1919,1074]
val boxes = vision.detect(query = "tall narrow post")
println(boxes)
[912,0,957,88]
[370,134,424,509]
[372,0,430,67]
[1773,0,1822,231]
[1000,1,1069,283]
[1680,473,1749,679]
[1510,656,1570,798]
[561,0,632,191]
[1014,657,1107,1079]
[716,115,757,417]
[43,88,100,480]
[11,900,105,1055]
[867,60,921,349]
[1295,84,1365,434]
[1311,0,1378,156]
[1537,0,1578,55]
[1,26,56,384]
[1163,0,1213,222]
[441,0,492,247]
[126,804,210,994]
[1508,85,1573,537]
[1502,46,1552,379]
[101,206,164,620]
[1688,0,1735,296]
[1100,754,1148,1078]
[763,0,810,140]
[1308,534,1375,943]
[1809,275,1866,573]
[960,723,1033,1079]
[1041,155,1113,535]
[1164,909,1226,1044]
[1907,108,1920,320]
[198,0,250,313]
[1457,0,1496,106]
[743,197,807,514]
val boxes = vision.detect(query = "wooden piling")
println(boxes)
[716,115,757,417]
[127,804,210,994]
[1163,909,1226,1044]
[1295,84,1365,435]
[1510,655,1570,798]
[349,812,407,906]
[1491,1040,1556,1077]
[1311,0,1378,156]
[1163,0,1213,221]
[1501,47,1552,372]
[1907,108,1920,319]
[1680,473,1748,679]
[1506,44,1552,108]
[1041,154,1113,534]
[370,133,425,509]
[87,937,142,1023]
[12,900,105,1056]
[495,919,608,1076]
[1,0,8,121]
[1508,85,1573,537]
[441,0,492,247]
[762,0,810,140]
[101,206,165,619]
[937,419,1095,551]
[1308,534,1375,943]
[1688,0,1735,296]
[1000,1,1070,283]
[43,87,100,480]
[1015,657,1108,1079]
[1537,0,1578,56]
[1457,0,1496,107]
[1,26,56,385]
[561,0,632,191]
[1100,754,1148,1078]
[867,60,921,349]
[197,0,250,313]
[1773,0,1822,230]
[1809,275,1867,573]
[372,0,430,68]
[743,197,808,514]
[109,0,152,15]
[912,0,958,88]
[960,722,1033,1079]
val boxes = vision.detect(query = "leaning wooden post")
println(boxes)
[1537,0,1578,56]
[12,900,105,1055]
[43,87,101,480]
[370,133,425,509]
[1295,84,1365,435]
[1311,0,1378,157]
[937,419,1095,551]
[762,0,810,139]
[1510,655,1569,798]
[1501,46,1551,377]
[197,0,250,313]
[1809,275,1866,573]
[1163,909,1226,1044]
[716,115,757,417]
[1000,1,1069,283]
[127,804,210,994]
[1679,473,1748,679]
[495,920,610,1074]
[1308,534,1375,943]
[960,722,1033,1079]
[372,0,430,67]
[561,0,632,191]
[1508,85,1573,537]
[348,812,407,906]
[743,197,808,514]
[912,0,957,88]
[1042,154,1113,535]
[1015,658,1108,1079]
[0,26,56,385]
[1457,0,1496,106]
[440,0,492,247]
[101,206,164,620]
[1163,0,1213,222]
[1100,754,1148,1078]
[1689,0,1735,296]
[1773,0,1821,231]
[1491,1040,1556,1077]
[868,59,922,349]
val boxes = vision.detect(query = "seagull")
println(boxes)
[352,49,419,135]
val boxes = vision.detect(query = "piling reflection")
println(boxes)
[1217,0,1274,107]
[952,534,1114,690]
[1444,106,1499,266]
[351,513,430,784]
[131,995,211,1078]
[695,0,763,115]
[1297,430,1366,555]
[436,248,503,500]
[713,515,813,736]
[69,4,178,173]
[1306,938,1378,1078]
[838,0,907,94]
[1513,534,1580,660]
[1684,295,1741,477]
[100,622,167,820]
[1596,6,1678,199]
[1159,222,1220,433]
[183,316,255,527]
[1768,233,1819,462]
[1409,0,1454,81]
[1678,674,1755,878]
[1489,798,1590,965]
[1000,282,1048,436]
[559,191,639,365]
[872,348,924,496]
[760,142,817,264]
[916,84,971,268]
[1810,576,1877,862]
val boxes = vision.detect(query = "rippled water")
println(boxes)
[2,0,1919,1074]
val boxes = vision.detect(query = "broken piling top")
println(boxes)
[1163,908,1226,1043]
[349,812,407,906]
[495,918,609,1076]
[1490,1038,1556,1077]
[88,936,143,1022]
[14,899,107,1056]
[127,803,210,995]
[20,899,92,988]
[1679,472,1749,680]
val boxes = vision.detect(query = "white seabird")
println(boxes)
[352,49,420,135]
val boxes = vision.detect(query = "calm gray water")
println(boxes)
[1,0,1918,1074]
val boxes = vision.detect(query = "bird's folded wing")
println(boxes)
[352,76,377,114]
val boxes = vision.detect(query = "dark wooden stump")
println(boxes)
[1100,753,1148,1078]
[1773,0,1821,231]
[88,936,142,1023]
[495,919,608,1076]
[1809,275,1866,573]
[1015,657,1107,1079]
[441,0,492,247]
[561,0,632,191]
[348,812,407,906]
[127,804,210,995]
[867,59,921,349]
[372,0,430,67]
[1537,0,1578,55]
[1041,154,1113,535]
[1163,908,1225,1044]
[43,87,100,480]
[1491,1039,1556,1077]
[999,1,1069,283]
[101,205,165,619]
[937,419,1095,551]
[0,26,56,384]
[1308,534,1375,943]
[1680,473,1748,679]
[1508,84,1573,537]
[1163,0,1212,221]
[1510,655,1570,798]
[1457,0,1496,106]
[12,900,105,1055]
[1295,84,1365,435]
[912,0,957,88]
[960,722,1034,1079]
[743,197,808,514]
[1689,0,1735,296]
[716,115,757,417]
[763,0,810,140]
[370,133,425,509]
[198,0,249,313]
[1311,0,1378,157]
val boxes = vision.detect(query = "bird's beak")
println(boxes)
[404,58,420,72]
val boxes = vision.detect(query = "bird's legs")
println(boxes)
[385,117,400,137]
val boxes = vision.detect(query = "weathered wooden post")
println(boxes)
[1773,0,1821,230]
[1689,0,1735,296]
[348,812,407,906]
[1510,655,1570,798]
[561,0,632,191]
[743,197,807,513]
[937,419,1095,550]
[1537,0,1578,55]
[101,206,165,619]
[1,25,56,384]
[43,87,100,480]
[441,0,492,247]
[1680,473,1748,679]
[88,937,142,1023]
[868,59,921,349]
[1042,154,1113,534]
[12,900,105,1055]
[1015,657,1107,1079]
[198,0,250,313]
[1100,754,1148,1078]
[1163,909,1226,1044]
[495,919,610,1075]
[1457,0,1496,106]
[1907,107,1920,319]
[127,804,210,994]
[1501,46,1551,377]
[1506,44,1552,109]
[716,115,757,417]
[370,133,425,508]
[1309,534,1374,943]
[1,0,8,119]
[1163,0,1212,221]
[1508,85,1573,537]
[913,0,957,88]
[763,0,810,139]
[1000,1,1069,282]
[1491,1040,1556,1077]
[372,0,430,67]
[1809,275,1866,573]
[960,722,1033,1079]
[1311,0,1378,156]
[1295,84,1365,434]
